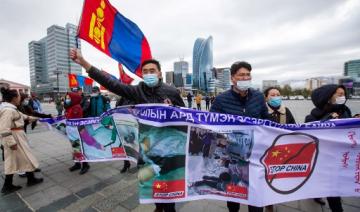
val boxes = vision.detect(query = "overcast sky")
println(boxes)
[0,0,359,86]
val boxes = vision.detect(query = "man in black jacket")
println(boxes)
[70,48,184,212]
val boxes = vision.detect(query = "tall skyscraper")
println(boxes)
[192,36,213,92]
[213,67,231,91]
[29,23,82,96]
[165,71,174,85]
[173,60,189,87]
[184,73,193,90]
[29,38,47,93]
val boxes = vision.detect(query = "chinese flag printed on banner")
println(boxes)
[263,143,316,181]
[73,152,85,161]
[111,147,126,158]
[226,184,248,199]
[68,74,79,88]
[152,180,185,199]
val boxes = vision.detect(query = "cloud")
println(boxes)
[0,0,359,87]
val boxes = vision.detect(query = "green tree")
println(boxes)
[281,85,292,97]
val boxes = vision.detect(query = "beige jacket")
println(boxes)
[0,102,39,175]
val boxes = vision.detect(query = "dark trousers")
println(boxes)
[206,103,210,110]
[124,160,130,168]
[197,104,201,110]
[327,197,343,212]
[227,201,263,212]
[1,145,4,161]
[187,101,192,108]
[155,203,176,212]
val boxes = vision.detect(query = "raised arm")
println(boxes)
[69,48,137,100]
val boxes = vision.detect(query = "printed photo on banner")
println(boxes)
[138,123,187,200]
[77,116,126,161]
[66,125,84,161]
[40,116,68,139]
[187,127,253,200]
[112,113,140,161]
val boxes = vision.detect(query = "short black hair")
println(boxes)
[230,61,252,76]
[1,87,19,102]
[141,59,161,71]
[92,86,100,92]
[264,87,280,97]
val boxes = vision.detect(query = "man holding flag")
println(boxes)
[70,48,184,212]
[74,1,184,210]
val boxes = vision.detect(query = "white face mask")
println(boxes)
[91,93,99,97]
[236,80,252,91]
[335,96,346,105]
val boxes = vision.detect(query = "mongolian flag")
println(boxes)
[68,74,79,88]
[78,0,152,79]
[118,63,134,84]
[68,74,93,88]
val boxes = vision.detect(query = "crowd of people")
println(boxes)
[0,48,359,212]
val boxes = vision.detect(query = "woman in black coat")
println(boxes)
[305,84,351,212]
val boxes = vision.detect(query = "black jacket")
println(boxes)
[267,105,296,124]
[88,66,185,107]
[305,84,352,122]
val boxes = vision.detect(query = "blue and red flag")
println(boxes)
[68,73,94,88]
[78,0,152,79]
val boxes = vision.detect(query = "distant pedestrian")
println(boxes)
[29,92,43,130]
[187,92,193,108]
[18,93,52,133]
[210,95,215,106]
[55,95,64,116]
[195,93,202,110]
[205,95,210,110]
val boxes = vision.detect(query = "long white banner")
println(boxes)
[44,104,360,206]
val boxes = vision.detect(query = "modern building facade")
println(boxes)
[185,73,193,89]
[344,59,360,96]
[193,36,213,92]
[344,59,360,80]
[213,67,231,92]
[29,23,82,97]
[0,79,30,101]
[165,71,174,85]
[173,60,189,87]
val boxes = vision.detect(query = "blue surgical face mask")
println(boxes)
[143,74,159,87]
[268,96,282,108]
[236,80,251,91]
[65,99,71,105]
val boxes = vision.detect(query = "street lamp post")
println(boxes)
[54,69,62,96]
